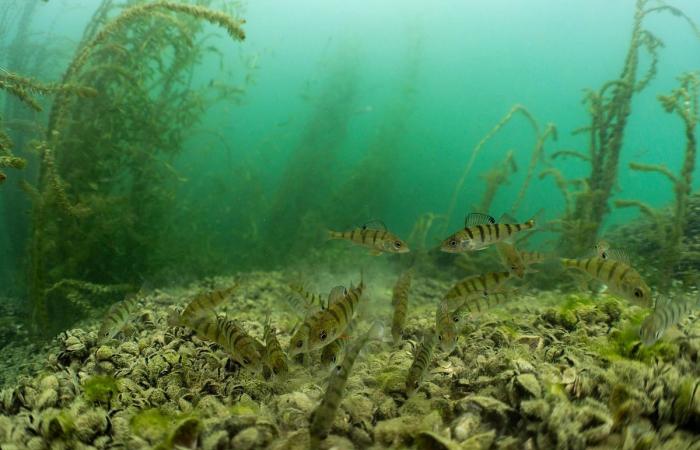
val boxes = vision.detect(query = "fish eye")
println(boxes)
[295,340,303,348]
[633,288,644,298]
[394,240,402,248]
[242,358,250,365]
[452,316,459,323]
[320,330,328,341]
[449,240,457,247]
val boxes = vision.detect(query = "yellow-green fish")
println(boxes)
[327,222,409,255]
[98,293,140,342]
[561,254,651,307]
[263,321,289,378]
[451,289,520,322]
[320,336,347,368]
[288,282,325,313]
[187,314,262,371]
[639,296,697,346]
[288,280,363,356]
[441,213,535,253]
[435,301,458,353]
[391,269,413,343]
[181,284,237,324]
[405,330,437,396]
[306,280,364,353]
[309,322,382,448]
[443,271,512,305]
[496,242,526,278]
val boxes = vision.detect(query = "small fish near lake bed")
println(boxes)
[327,220,409,255]
[441,212,535,253]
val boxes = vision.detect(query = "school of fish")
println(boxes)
[98,212,697,447]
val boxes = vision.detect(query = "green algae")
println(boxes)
[130,408,201,450]
[82,375,117,405]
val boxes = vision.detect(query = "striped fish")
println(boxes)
[639,296,697,346]
[288,282,325,313]
[443,271,512,305]
[98,293,140,341]
[181,284,237,323]
[309,323,382,447]
[441,213,535,253]
[187,314,262,371]
[391,269,413,343]
[435,301,458,352]
[451,289,520,322]
[263,322,289,378]
[320,336,348,369]
[520,250,547,267]
[288,278,363,356]
[496,242,526,278]
[561,256,651,307]
[306,279,365,353]
[405,330,437,396]
[327,222,409,255]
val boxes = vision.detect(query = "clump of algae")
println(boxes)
[82,375,118,405]
[130,408,201,450]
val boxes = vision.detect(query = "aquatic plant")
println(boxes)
[25,0,247,336]
[614,72,698,288]
[555,0,700,257]
[445,104,555,229]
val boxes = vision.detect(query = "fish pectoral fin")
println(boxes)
[369,249,383,256]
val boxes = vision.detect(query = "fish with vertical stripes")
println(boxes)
[391,269,413,343]
[443,271,512,305]
[186,314,262,371]
[639,295,697,346]
[98,293,140,342]
[451,289,521,322]
[309,322,383,448]
[405,330,437,396]
[263,321,289,378]
[327,221,409,255]
[441,212,535,253]
[436,301,458,352]
[181,284,237,323]
[288,278,363,356]
[307,279,364,353]
[561,253,651,307]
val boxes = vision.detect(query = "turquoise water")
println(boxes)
[1,0,700,292]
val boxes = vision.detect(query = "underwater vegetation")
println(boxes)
[1,0,700,449]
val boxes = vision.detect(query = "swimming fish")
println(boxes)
[451,289,521,322]
[441,213,535,253]
[306,279,364,353]
[594,240,611,259]
[263,321,289,378]
[443,271,512,305]
[98,293,140,342]
[309,322,383,448]
[496,242,526,278]
[288,282,325,313]
[391,269,413,343]
[639,296,697,346]
[186,314,262,371]
[436,301,458,353]
[327,221,409,255]
[181,284,237,323]
[405,330,437,396]
[320,335,348,369]
[561,252,651,307]
[288,278,363,356]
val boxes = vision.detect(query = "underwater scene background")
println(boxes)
[1,0,700,449]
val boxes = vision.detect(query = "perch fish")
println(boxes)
[441,212,535,253]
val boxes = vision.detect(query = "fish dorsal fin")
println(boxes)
[361,219,387,231]
[497,213,518,224]
[602,248,630,265]
[328,285,348,307]
[464,213,495,228]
